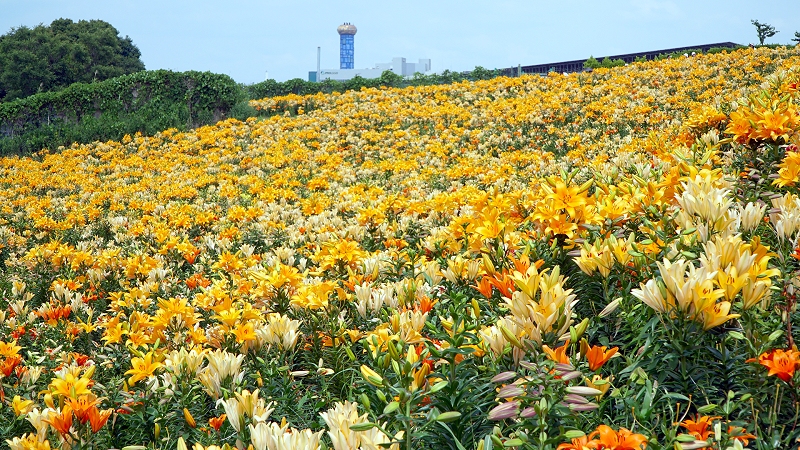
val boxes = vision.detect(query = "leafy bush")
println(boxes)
[0,70,240,154]
[0,18,145,102]
[584,56,601,69]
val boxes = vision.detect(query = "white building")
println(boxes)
[314,57,432,82]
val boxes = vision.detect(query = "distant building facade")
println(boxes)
[312,57,432,82]
[309,23,432,82]
[499,42,740,76]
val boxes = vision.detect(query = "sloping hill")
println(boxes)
[0,46,799,449]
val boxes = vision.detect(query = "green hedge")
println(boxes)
[244,68,500,100]
[0,70,241,155]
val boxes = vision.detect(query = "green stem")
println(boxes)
[770,382,780,433]
[405,400,413,450]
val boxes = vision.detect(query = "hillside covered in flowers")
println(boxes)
[1,46,800,450]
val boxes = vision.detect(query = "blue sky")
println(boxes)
[2,0,798,84]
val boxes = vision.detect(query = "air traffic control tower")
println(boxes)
[337,23,357,69]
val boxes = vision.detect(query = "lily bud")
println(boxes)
[488,401,519,420]
[44,394,55,409]
[499,325,523,349]
[387,340,400,361]
[565,386,603,396]
[491,371,517,383]
[183,408,196,428]
[599,298,621,318]
[360,365,384,387]
[574,318,589,340]
[482,254,496,276]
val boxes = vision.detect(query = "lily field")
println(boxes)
[2,46,800,450]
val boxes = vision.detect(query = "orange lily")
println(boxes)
[556,435,592,450]
[487,273,516,298]
[591,424,648,449]
[209,414,227,431]
[66,394,101,424]
[45,405,74,436]
[87,405,113,433]
[543,340,571,365]
[680,415,720,441]
[728,426,757,446]
[474,277,494,298]
[585,345,618,371]
[750,348,800,382]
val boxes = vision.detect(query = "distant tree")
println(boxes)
[470,66,496,81]
[409,72,429,86]
[379,69,404,87]
[751,20,778,45]
[0,18,145,101]
[793,31,800,45]
[343,75,370,91]
[599,57,625,69]
[437,69,461,84]
[583,56,601,70]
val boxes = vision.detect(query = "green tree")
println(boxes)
[470,66,496,81]
[0,18,145,101]
[379,69,404,87]
[599,57,625,68]
[792,31,800,44]
[751,20,778,45]
[583,56,601,69]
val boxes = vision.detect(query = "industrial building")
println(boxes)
[499,42,740,76]
[309,23,432,82]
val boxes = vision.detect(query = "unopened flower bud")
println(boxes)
[599,298,621,318]
[488,401,520,420]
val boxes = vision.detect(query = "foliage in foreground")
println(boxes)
[0,46,799,450]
